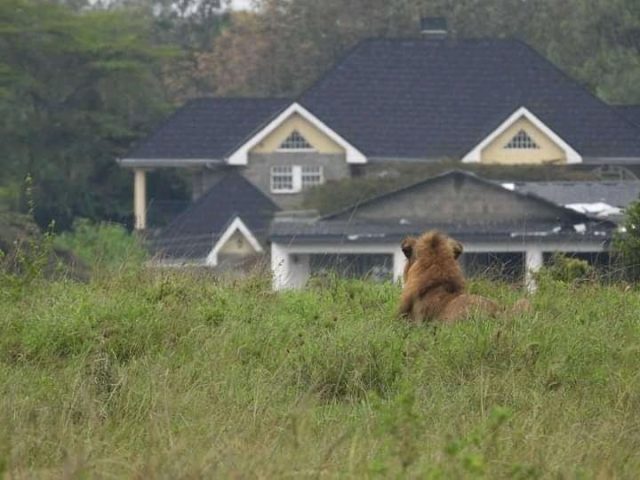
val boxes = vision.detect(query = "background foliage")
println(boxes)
[1,0,640,232]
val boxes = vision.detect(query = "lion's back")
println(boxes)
[439,294,499,324]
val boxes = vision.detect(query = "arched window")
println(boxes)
[505,130,540,149]
[278,130,314,150]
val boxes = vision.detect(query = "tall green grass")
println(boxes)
[54,219,147,273]
[1,270,640,478]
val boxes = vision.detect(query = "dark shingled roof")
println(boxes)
[126,98,290,160]
[152,173,280,259]
[614,105,640,128]
[300,38,640,160]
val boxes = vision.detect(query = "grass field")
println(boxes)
[1,268,640,478]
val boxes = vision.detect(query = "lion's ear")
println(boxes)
[401,237,416,258]
[450,239,464,259]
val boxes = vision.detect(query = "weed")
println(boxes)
[1,273,639,477]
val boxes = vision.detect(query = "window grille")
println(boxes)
[271,166,294,192]
[270,165,325,193]
[279,130,313,150]
[301,165,323,187]
[504,129,540,149]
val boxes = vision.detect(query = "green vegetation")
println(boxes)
[3,0,640,232]
[209,0,640,103]
[55,219,147,272]
[614,200,640,281]
[1,267,640,478]
[0,210,89,284]
[0,0,181,230]
[538,253,595,285]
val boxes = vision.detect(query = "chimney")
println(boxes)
[420,17,447,39]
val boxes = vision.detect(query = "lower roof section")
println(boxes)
[270,219,614,246]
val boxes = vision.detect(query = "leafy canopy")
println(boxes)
[0,0,175,229]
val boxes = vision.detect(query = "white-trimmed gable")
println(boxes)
[206,216,263,266]
[226,102,367,165]
[462,106,582,164]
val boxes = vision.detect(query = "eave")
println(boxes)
[117,158,224,168]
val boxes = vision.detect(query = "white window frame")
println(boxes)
[270,165,324,194]
[270,165,295,193]
[301,165,324,188]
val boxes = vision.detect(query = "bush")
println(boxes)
[614,200,640,280]
[538,252,594,284]
[54,218,147,271]
[0,211,88,292]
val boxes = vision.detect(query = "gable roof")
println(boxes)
[300,38,640,161]
[271,170,616,244]
[461,106,582,164]
[206,216,264,266]
[323,170,593,222]
[152,172,280,259]
[226,102,367,165]
[123,98,290,164]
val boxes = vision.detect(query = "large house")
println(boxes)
[118,21,640,286]
[271,170,616,290]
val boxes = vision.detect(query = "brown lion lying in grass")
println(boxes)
[398,231,529,324]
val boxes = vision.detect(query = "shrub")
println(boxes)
[613,200,640,280]
[54,218,146,271]
[539,253,594,284]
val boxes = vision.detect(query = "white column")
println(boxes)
[134,168,147,230]
[393,248,406,284]
[271,242,289,290]
[289,254,310,289]
[525,247,544,292]
[271,243,310,290]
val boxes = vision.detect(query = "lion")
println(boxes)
[398,231,501,324]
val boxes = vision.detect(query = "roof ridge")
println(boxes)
[512,38,640,140]
[296,37,376,104]
[186,96,292,102]
[322,169,609,225]
[321,169,468,219]
[354,36,521,44]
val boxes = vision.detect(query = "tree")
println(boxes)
[0,0,175,229]
[199,0,417,96]
[198,0,640,103]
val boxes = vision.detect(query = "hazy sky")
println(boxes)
[228,0,254,10]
